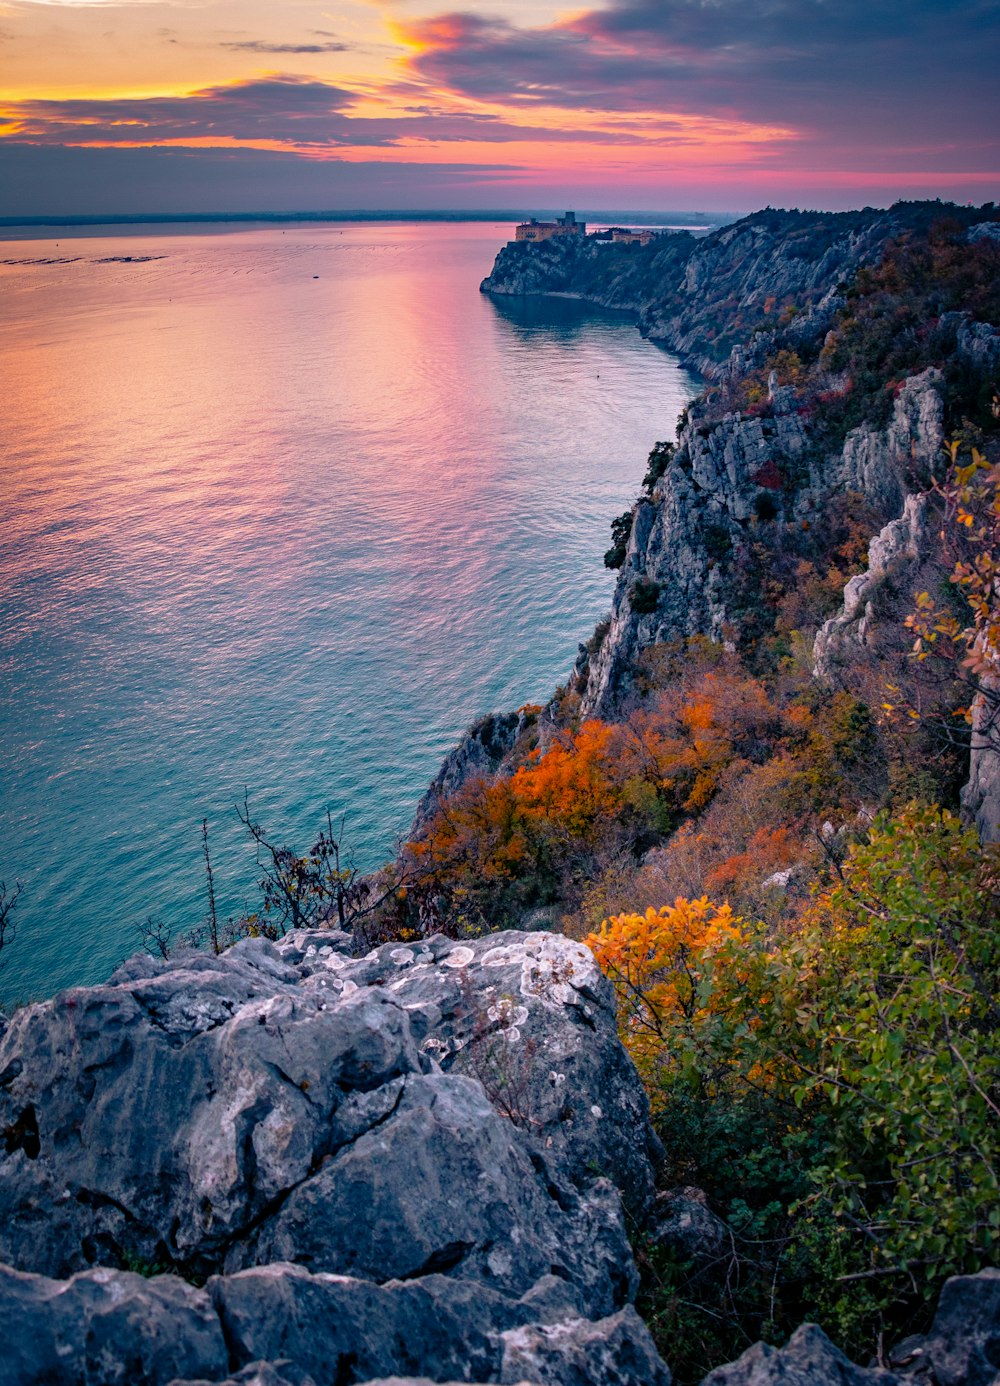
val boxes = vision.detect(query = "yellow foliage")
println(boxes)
[586,898,746,1090]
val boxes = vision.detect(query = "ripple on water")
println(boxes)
[0,221,698,999]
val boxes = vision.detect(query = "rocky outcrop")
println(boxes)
[483,205,1000,380]
[888,1267,1000,1386]
[410,710,525,838]
[0,929,666,1385]
[701,1268,1000,1386]
[813,492,929,681]
[956,316,1000,372]
[836,369,944,513]
[651,1187,733,1278]
[700,1324,901,1386]
[960,662,1000,843]
[638,212,895,375]
[479,230,695,321]
[0,1262,229,1386]
[579,368,945,717]
[483,208,918,377]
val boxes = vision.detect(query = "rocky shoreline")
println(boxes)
[463,205,1000,841]
[480,207,908,378]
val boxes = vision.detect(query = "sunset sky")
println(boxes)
[1,0,998,216]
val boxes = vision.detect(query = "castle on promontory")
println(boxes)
[514,210,586,242]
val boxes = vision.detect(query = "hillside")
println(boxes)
[481,202,997,376]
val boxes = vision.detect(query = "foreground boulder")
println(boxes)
[700,1324,901,1386]
[701,1269,1000,1386]
[0,1263,228,1386]
[888,1268,1000,1386]
[0,929,666,1384]
[2,928,993,1385]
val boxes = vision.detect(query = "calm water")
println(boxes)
[0,221,696,1000]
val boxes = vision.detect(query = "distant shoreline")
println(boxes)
[0,208,735,233]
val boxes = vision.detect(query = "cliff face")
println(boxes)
[471,207,1000,842]
[482,207,906,376]
[410,710,525,840]
[579,368,944,717]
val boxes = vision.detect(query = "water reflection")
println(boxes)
[0,221,697,999]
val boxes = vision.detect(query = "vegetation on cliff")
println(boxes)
[482,201,999,375]
[591,809,999,1380]
[718,220,1000,447]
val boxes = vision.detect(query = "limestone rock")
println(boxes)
[813,493,929,681]
[410,710,522,838]
[957,317,1000,371]
[170,1370,315,1386]
[579,366,943,717]
[700,1323,900,1386]
[0,928,668,1384]
[498,1306,672,1385]
[276,928,660,1216]
[0,1262,228,1386]
[969,222,1000,244]
[227,1072,631,1313]
[0,930,655,1279]
[961,670,1000,843]
[889,1267,1000,1386]
[651,1187,732,1275]
[210,1263,536,1383]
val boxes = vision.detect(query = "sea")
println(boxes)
[0,219,698,1000]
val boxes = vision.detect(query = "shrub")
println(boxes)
[587,807,1000,1379]
[632,578,661,614]
[643,441,675,492]
[779,807,1000,1288]
[586,898,747,1101]
[605,510,634,569]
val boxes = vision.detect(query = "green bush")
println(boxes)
[632,578,661,614]
[643,441,675,492]
[602,806,1000,1380]
[605,510,634,569]
[778,808,1000,1286]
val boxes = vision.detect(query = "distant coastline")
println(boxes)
[0,207,736,234]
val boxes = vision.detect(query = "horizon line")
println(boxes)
[0,208,748,230]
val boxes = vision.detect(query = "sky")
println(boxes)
[1,0,998,217]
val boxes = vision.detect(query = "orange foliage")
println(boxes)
[586,898,747,1091]
[703,825,799,898]
[406,649,873,936]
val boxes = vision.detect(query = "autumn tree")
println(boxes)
[905,440,1000,778]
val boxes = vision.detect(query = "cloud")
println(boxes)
[220,40,349,55]
[3,77,360,148]
[400,0,1000,151]
[0,75,642,151]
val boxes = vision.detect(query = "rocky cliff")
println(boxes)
[481,206,934,377]
[0,929,668,1385]
[475,210,1000,841]
[580,366,944,717]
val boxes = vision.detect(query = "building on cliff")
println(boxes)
[514,210,586,242]
[608,227,658,245]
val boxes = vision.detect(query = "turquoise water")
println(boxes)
[0,220,697,1000]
